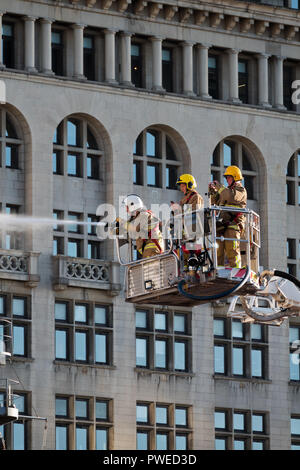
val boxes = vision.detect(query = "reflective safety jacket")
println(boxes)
[179,190,204,212]
[127,209,164,256]
[210,182,247,231]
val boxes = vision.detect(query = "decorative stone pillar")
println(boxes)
[151,36,164,91]
[73,24,85,79]
[227,48,241,103]
[104,28,118,84]
[24,16,37,73]
[40,18,54,75]
[197,43,211,99]
[181,41,195,96]
[256,53,271,107]
[274,55,286,110]
[120,31,132,86]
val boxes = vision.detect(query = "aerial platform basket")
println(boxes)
[116,206,261,307]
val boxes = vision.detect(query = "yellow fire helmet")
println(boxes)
[176,174,197,190]
[224,165,243,182]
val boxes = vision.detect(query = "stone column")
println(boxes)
[256,53,271,107]
[24,16,37,73]
[120,31,132,86]
[151,36,164,91]
[104,28,118,84]
[181,41,195,96]
[73,24,85,79]
[197,43,211,99]
[40,18,54,75]
[274,55,286,110]
[227,48,241,103]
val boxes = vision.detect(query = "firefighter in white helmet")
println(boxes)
[115,195,164,259]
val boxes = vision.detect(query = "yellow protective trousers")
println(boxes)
[217,227,242,268]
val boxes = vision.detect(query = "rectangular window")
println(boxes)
[232,346,244,376]
[95,333,107,364]
[67,239,82,258]
[162,48,173,92]
[5,144,18,168]
[147,163,160,187]
[75,331,88,361]
[137,402,191,450]
[208,55,219,99]
[238,60,249,104]
[174,340,187,371]
[131,44,143,88]
[52,30,64,76]
[133,160,143,185]
[215,409,269,450]
[166,165,177,189]
[136,337,148,367]
[87,155,99,179]
[84,35,95,81]
[55,395,112,450]
[53,150,63,175]
[155,339,167,369]
[67,153,81,177]
[283,64,295,111]
[2,23,14,69]
[55,329,68,360]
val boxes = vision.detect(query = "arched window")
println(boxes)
[52,115,106,260]
[0,108,22,169]
[211,138,258,204]
[133,127,181,189]
[0,107,24,250]
[53,116,103,179]
[286,151,300,206]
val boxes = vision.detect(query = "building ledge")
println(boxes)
[213,374,272,384]
[53,360,117,371]
[52,255,121,294]
[0,249,40,287]
[135,367,195,379]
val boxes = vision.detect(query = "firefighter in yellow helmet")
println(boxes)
[208,165,247,269]
[174,174,204,211]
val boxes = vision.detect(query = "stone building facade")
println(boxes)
[0,0,299,450]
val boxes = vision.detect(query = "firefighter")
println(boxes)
[119,194,164,259]
[172,174,204,212]
[171,174,204,270]
[208,165,247,269]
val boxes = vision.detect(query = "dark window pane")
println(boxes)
[84,36,95,81]
[88,241,101,260]
[166,165,177,189]
[2,23,14,69]
[53,150,63,175]
[86,127,98,149]
[52,31,64,76]
[87,155,99,179]
[208,55,219,99]
[6,144,18,168]
[244,175,255,200]
[238,60,249,103]
[131,44,143,88]
[162,48,173,92]
[133,160,143,185]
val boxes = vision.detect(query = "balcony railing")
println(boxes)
[52,255,121,294]
[0,249,40,287]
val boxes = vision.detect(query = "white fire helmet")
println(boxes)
[123,194,144,214]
